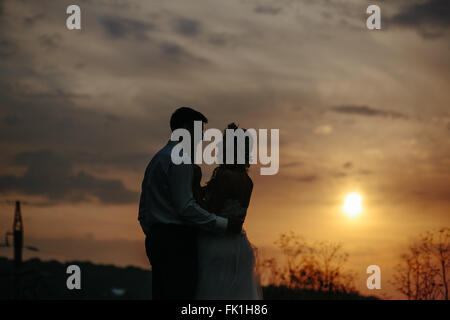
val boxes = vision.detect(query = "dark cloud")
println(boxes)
[343,162,352,169]
[208,33,234,47]
[0,82,162,172]
[75,152,152,172]
[0,150,138,205]
[389,0,450,39]
[0,38,17,58]
[39,33,62,49]
[3,114,19,126]
[254,5,282,15]
[173,17,201,37]
[159,41,207,64]
[23,13,45,27]
[101,16,155,40]
[332,105,408,119]
[160,42,185,56]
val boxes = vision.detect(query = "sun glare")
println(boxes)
[343,193,362,217]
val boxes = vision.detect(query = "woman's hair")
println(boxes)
[208,123,252,186]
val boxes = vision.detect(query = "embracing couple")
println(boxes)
[138,107,261,300]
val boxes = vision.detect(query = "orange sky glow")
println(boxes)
[0,0,449,299]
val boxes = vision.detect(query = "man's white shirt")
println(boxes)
[138,140,228,236]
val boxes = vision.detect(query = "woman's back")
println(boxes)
[206,168,253,218]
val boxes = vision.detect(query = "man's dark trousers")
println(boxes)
[145,223,198,300]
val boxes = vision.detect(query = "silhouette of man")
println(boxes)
[138,107,243,300]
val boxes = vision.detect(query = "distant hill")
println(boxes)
[0,257,378,300]
[262,285,379,300]
[0,257,152,299]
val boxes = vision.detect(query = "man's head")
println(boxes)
[170,107,208,135]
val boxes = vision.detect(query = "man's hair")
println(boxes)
[170,107,208,131]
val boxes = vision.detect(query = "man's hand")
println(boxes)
[227,216,244,234]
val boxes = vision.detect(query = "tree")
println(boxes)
[392,227,449,300]
[257,231,356,294]
[421,228,449,299]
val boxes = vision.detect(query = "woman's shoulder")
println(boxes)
[218,169,253,198]
[218,168,251,182]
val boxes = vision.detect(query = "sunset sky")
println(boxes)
[0,0,449,299]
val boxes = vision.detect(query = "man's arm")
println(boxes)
[168,162,228,233]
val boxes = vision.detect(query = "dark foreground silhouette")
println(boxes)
[0,257,378,300]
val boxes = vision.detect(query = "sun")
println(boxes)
[343,193,362,217]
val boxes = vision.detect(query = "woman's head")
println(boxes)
[221,122,252,171]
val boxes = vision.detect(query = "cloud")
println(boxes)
[207,33,236,47]
[172,17,201,37]
[3,114,19,126]
[23,13,45,27]
[254,6,282,15]
[389,0,450,39]
[0,150,138,205]
[282,161,303,168]
[409,186,450,203]
[0,0,448,220]
[101,16,155,40]
[343,162,352,169]
[39,33,62,49]
[160,41,189,57]
[158,41,208,65]
[76,152,152,172]
[314,125,333,135]
[0,80,163,171]
[332,105,407,119]
[0,38,17,58]
[333,172,347,178]
[295,174,319,183]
